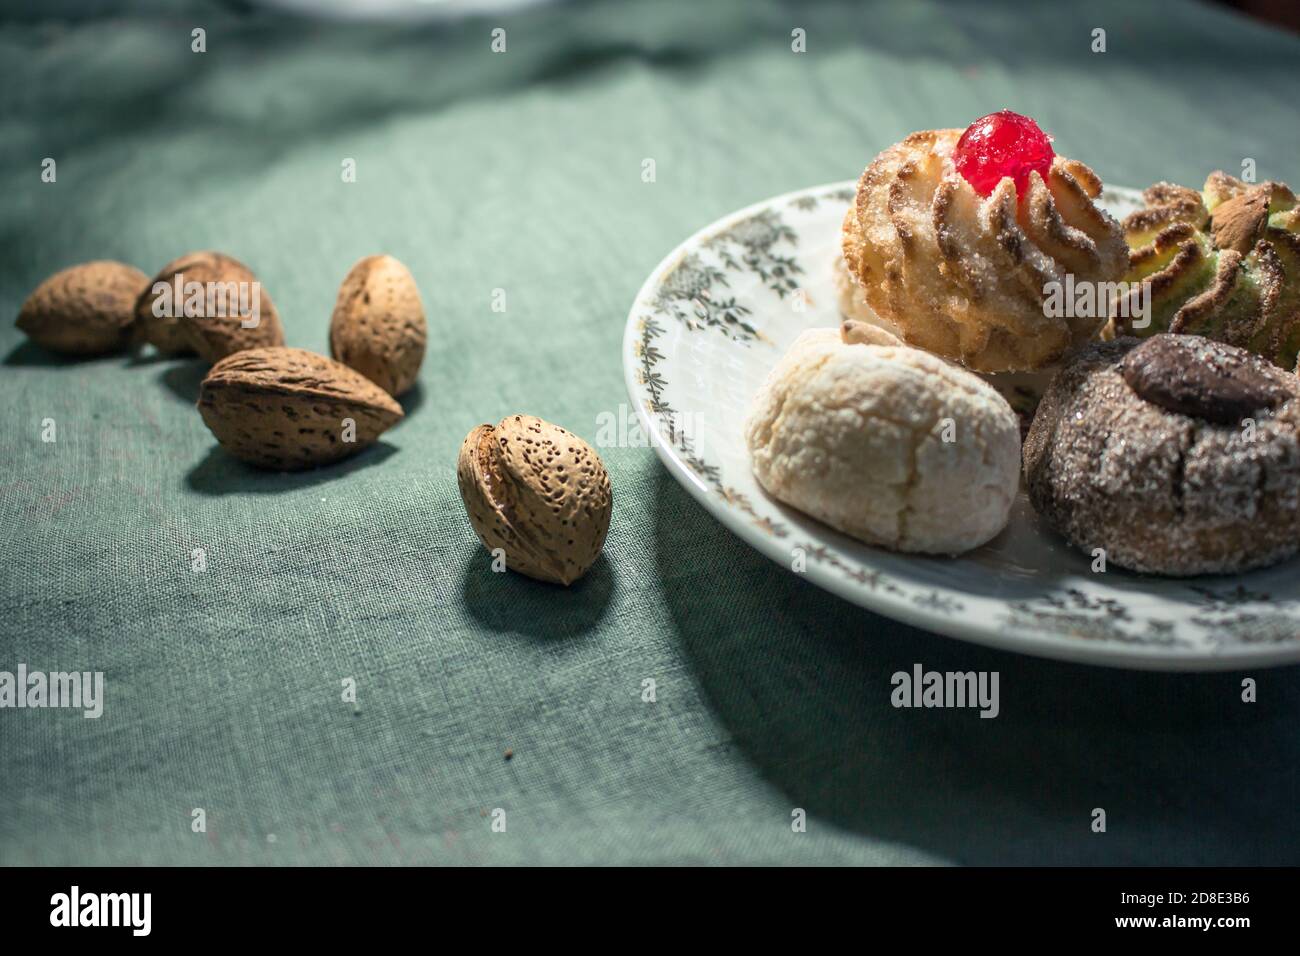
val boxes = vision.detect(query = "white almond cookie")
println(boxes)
[745,328,1020,555]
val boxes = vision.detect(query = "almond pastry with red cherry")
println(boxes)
[840,111,1128,373]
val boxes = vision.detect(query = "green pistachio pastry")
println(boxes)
[1114,171,1300,371]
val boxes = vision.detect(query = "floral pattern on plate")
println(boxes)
[623,181,1300,670]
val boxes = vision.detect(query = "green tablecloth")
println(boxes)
[2,0,1299,866]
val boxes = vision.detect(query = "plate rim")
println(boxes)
[623,179,1300,672]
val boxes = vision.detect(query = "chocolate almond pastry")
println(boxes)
[1025,334,1300,576]
[1118,334,1291,425]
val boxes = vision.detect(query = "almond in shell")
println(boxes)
[137,251,284,361]
[329,254,426,397]
[457,415,612,585]
[16,260,149,355]
[197,347,403,470]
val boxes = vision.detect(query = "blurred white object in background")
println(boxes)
[254,0,559,20]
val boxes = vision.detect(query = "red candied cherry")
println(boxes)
[953,110,1055,197]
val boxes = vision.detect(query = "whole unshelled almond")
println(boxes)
[197,347,403,470]
[16,260,149,355]
[137,251,284,361]
[329,254,426,397]
[457,415,612,585]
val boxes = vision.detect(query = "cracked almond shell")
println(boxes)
[457,415,612,585]
[16,260,149,355]
[197,347,403,470]
[329,254,426,397]
[137,251,284,361]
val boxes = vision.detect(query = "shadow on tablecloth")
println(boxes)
[651,468,1300,865]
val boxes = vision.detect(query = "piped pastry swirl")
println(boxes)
[1116,171,1300,371]
[841,128,1128,372]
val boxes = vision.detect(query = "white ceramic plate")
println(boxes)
[623,180,1300,671]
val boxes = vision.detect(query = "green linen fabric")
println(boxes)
[2,0,1299,866]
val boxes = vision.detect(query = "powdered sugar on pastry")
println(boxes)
[841,128,1127,372]
[745,328,1021,555]
[1025,334,1300,575]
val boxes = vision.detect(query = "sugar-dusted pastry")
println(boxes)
[745,327,1021,555]
[1025,334,1300,576]
[1115,172,1300,370]
[840,110,1128,372]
